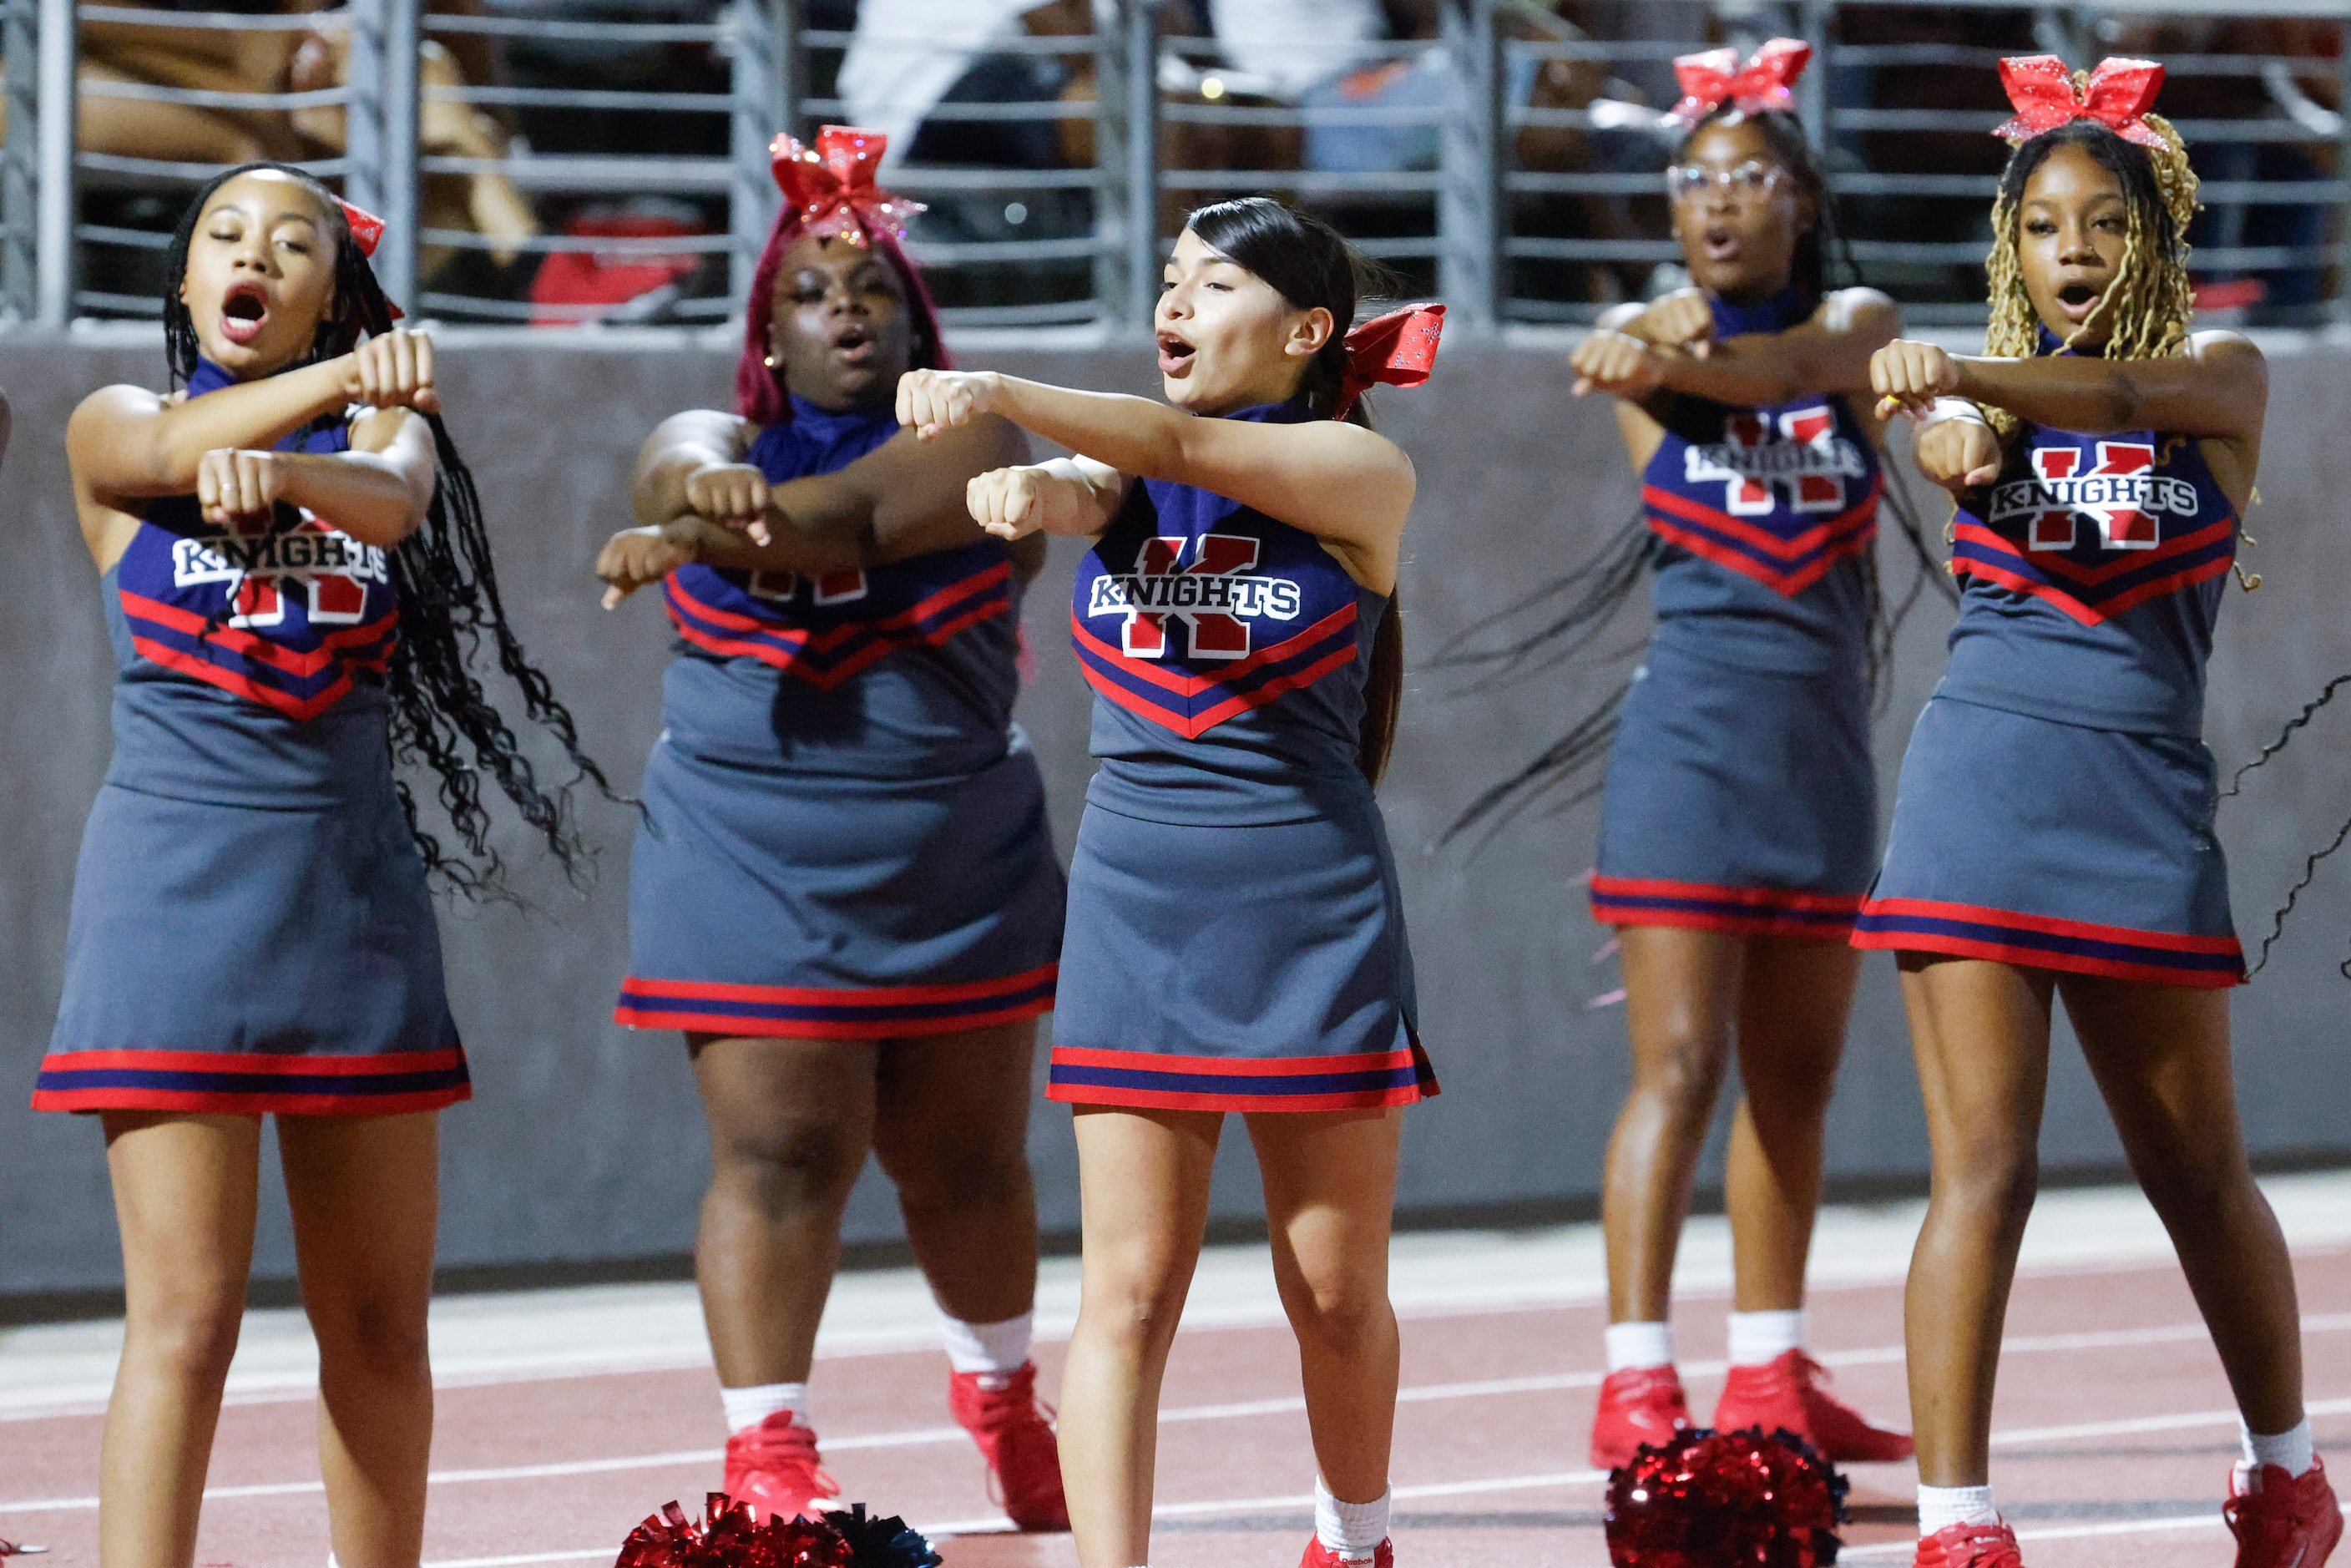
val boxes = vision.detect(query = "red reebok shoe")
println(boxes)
[2226,1458,2344,1568]
[1914,1521,2025,1567]
[1713,1349,1916,1463]
[721,1412,840,1523]
[948,1363,1069,1532]
[1300,1537,1393,1568]
[1590,1364,1691,1469]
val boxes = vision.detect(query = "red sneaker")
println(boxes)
[721,1413,840,1523]
[1914,1520,2025,1567]
[948,1363,1069,1532]
[1590,1364,1691,1469]
[1713,1349,1915,1463]
[1300,1538,1393,1568]
[2226,1458,2344,1568]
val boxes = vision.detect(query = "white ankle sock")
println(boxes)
[1917,1484,1998,1535]
[720,1381,809,1434]
[1314,1476,1390,1561]
[1605,1321,1675,1373]
[938,1308,1034,1378]
[1727,1309,1806,1368]
[2239,1418,2317,1489]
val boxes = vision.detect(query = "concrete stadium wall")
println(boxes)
[6,327,2351,1299]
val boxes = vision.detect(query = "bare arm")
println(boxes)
[897,371,1416,587]
[601,406,1032,605]
[1951,332,2266,443]
[966,456,1131,544]
[68,358,356,503]
[1654,289,1900,407]
[1873,331,2267,443]
[629,407,1029,573]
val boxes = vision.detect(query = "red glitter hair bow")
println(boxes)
[770,125,927,246]
[1336,304,1445,421]
[1994,54,2168,149]
[336,198,385,257]
[1668,38,1812,127]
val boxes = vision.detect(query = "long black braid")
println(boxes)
[2220,674,2351,978]
[163,164,615,897]
[1428,108,1954,854]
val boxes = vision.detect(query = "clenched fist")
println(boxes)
[1915,414,2002,493]
[198,448,287,527]
[341,327,438,414]
[596,520,699,609]
[896,369,999,440]
[1631,286,1716,352]
[684,461,771,543]
[968,465,1093,541]
[1570,328,1666,400]
[1871,338,1962,422]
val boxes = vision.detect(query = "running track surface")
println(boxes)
[8,1176,2351,1568]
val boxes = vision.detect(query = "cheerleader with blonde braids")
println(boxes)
[1863,57,2336,1568]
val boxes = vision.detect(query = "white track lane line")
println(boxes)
[13,1316,2351,1517]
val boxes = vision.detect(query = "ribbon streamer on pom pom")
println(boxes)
[771,126,927,247]
[1667,38,1812,127]
[1994,54,2168,149]
[336,199,385,258]
[1336,303,1445,421]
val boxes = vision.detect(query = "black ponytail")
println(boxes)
[1183,196,1408,782]
[164,163,615,898]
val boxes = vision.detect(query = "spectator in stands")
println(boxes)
[4,0,532,279]
[73,0,311,165]
[286,8,538,272]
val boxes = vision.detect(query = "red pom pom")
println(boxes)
[615,1495,854,1568]
[1604,1428,1849,1567]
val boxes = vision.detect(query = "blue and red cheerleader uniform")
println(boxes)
[614,396,1063,1039]
[33,359,468,1115]
[1044,398,1438,1112]
[1853,388,2246,987]
[1590,290,1883,939]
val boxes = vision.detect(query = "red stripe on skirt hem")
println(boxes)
[1592,902,1859,940]
[30,1085,473,1115]
[1043,1082,1435,1112]
[613,994,1056,1039]
[1848,928,2243,988]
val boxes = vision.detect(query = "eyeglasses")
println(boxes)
[1664,160,1787,202]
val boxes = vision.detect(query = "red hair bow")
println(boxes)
[1994,54,2167,149]
[336,198,384,258]
[770,124,926,246]
[1336,304,1444,421]
[1668,38,1811,127]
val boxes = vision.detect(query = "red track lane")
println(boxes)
[3,1248,2348,1568]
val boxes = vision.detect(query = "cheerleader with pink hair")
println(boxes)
[595,127,1067,1528]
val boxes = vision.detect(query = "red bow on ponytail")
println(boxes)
[1994,54,2167,149]
[771,124,927,245]
[1667,38,1811,127]
[1335,304,1444,422]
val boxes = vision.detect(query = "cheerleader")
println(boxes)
[897,196,1441,1568]
[1487,40,1914,1469]
[33,164,600,1568]
[594,128,1068,1528]
[1864,57,2336,1568]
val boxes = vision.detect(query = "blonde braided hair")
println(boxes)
[1982,89,2201,446]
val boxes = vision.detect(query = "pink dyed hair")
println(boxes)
[733,210,953,425]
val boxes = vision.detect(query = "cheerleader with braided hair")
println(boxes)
[32,164,604,1568]
[1863,58,2335,1568]
[1455,40,1918,1472]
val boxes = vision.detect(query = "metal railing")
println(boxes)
[3,0,2348,333]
